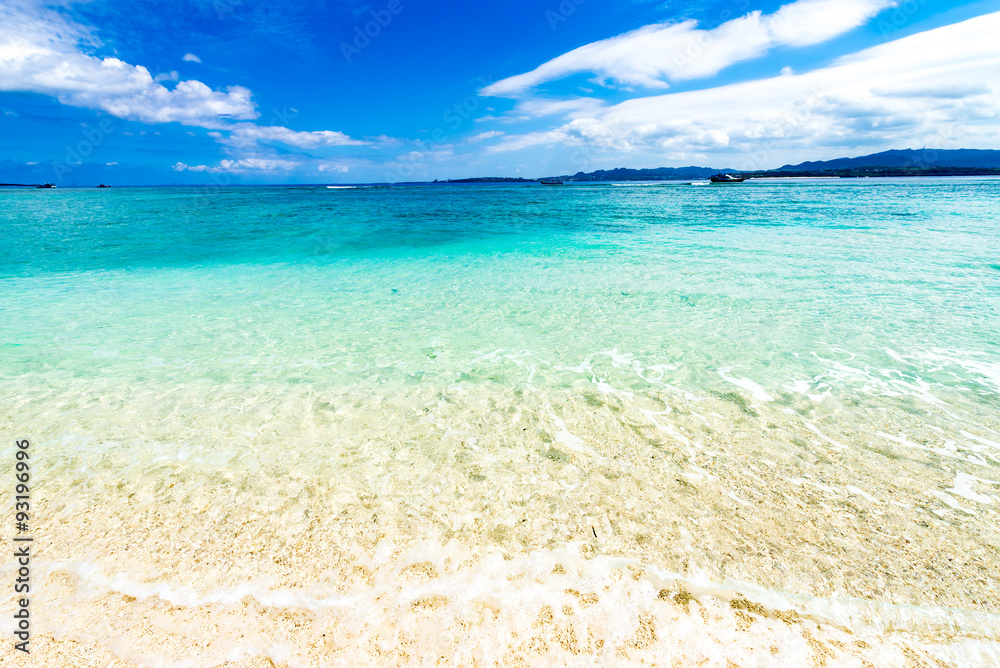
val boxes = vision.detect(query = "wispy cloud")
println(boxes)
[482,0,894,97]
[181,53,202,63]
[219,124,368,149]
[512,97,605,119]
[466,130,505,143]
[173,157,353,173]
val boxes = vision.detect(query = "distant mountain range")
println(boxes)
[538,149,1000,182]
[777,148,1000,171]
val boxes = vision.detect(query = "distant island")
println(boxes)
[554,166,721,181]
[434,177,537,184]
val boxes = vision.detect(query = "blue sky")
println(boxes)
[1,0,999,184]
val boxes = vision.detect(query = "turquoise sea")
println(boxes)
[2,178,1000,666]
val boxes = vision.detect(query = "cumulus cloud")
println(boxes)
[485,12,1000,164]
[482,0,894,97]
[0,0,374,162]
[0,0,256,126]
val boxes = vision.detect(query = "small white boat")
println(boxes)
[709,173,745,183]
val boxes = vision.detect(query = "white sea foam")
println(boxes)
[29,543,1000,667]
[718,366,773,402]
[846,485,879,504]
[962,430,1000,450]
[928,490,976,515]
[947,473,997,505]
[916,349,1000,393]
[638,407,691,446]
[804,420,848,450]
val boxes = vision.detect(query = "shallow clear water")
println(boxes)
[2,179,1000,666]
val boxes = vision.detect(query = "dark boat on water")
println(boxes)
[539,179,564,186]
[35,182,56,188]
[709,173,746,183]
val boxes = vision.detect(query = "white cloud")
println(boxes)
[513,97,604,119]
[466,130,505,143]
[484,128,575,154]
[0,0,256,126]
[220,124,367,149]
[0,0,375,168]
[173,158,301,173]
[174,157,352,173]
[106,161,118,166]
[486,12,1000,165]
[482,0,894,97]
